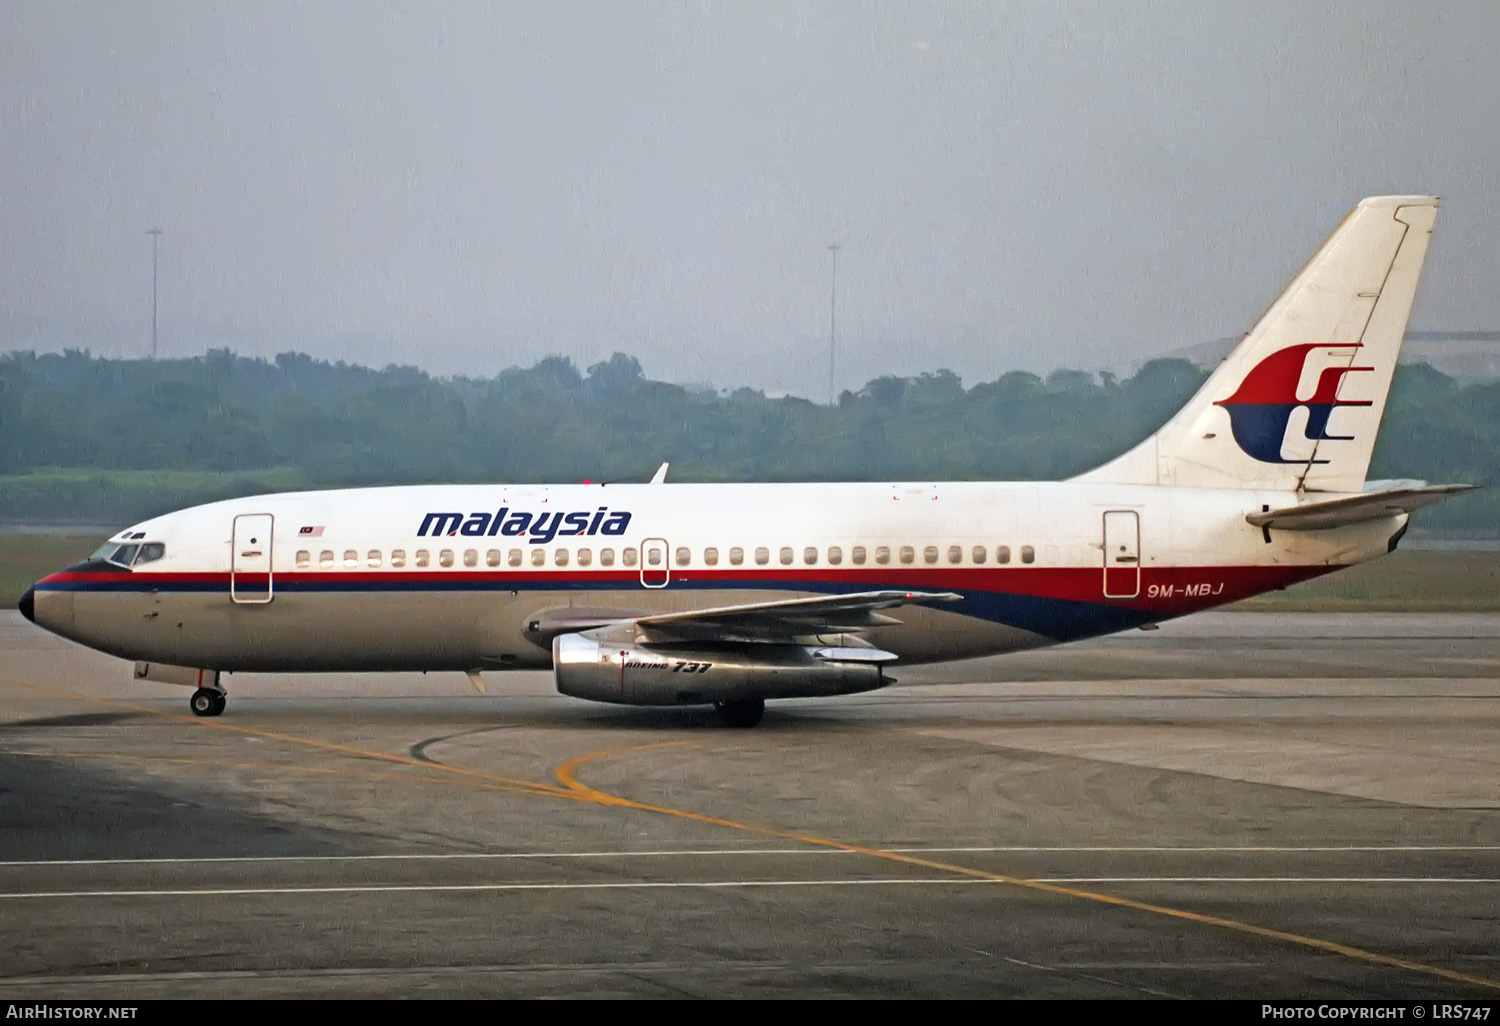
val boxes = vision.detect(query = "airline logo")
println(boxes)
[1214,344,1372,464]
[418,507,632,543]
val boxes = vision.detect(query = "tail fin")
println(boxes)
[1078,195,1438,492]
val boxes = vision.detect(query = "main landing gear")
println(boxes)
[190,687,227,717]
[714,698,765,728]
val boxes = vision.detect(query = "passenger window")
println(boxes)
[345,549,359,567]
[463,549,477,568]
[647,548,662,566]
[577,548,592,567]
[947,545,962,564]
[972,546,987,564]
[296,550,311,569]
[600,548,615,567]
[899,546,914,565]
[368,550,382,568]
[623,547,638,567]
[675,547,690,567]
[779,547,793,565]
[851,546,866,565]
[755,547,770,565]
[508,549,522,567]
[924,546,939,564]
[486,549,502,567]
[439,550,454,568]
[1021,545,1035,564]
[135,543,165,565]
[555,548,569,566]
[391,549,406,568]
[874,546,890,565]
[729,547,744,565]
[530,548,545,567]
[704,547,719,566]
[319,550,334,568]
[803,546,818,565]
[1045,545,1060,564]
[828,546,842,565]
[997,545,1011,564]
[415,550,430,568]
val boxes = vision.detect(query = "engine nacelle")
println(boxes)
[553,632,888,706]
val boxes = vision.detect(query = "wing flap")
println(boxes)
[810,646,900,663]
[1247,484,1474,531]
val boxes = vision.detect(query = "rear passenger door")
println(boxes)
[1102,510,1140,599]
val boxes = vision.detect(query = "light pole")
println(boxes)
[827,243,841,405]
[146,228,163,359]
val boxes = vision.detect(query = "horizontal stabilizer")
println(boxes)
[1247,483,1474,531]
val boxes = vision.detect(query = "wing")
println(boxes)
[525,590,962,646]
[1247,482,1474,531]
[633,590,963,643]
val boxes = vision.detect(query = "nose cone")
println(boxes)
[18,586,35,624]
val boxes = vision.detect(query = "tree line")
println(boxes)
[0,347,1494,533]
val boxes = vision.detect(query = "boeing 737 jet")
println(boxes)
[19,196,1469,726]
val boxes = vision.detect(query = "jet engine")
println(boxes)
[552,631,891,707]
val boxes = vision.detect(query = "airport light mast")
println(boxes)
[828,243,841,405]
[146,227,163,359]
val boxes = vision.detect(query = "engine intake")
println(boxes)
[553,632,888,706]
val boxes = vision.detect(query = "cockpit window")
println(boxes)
[88,541,165,569]
[90,542,139,569]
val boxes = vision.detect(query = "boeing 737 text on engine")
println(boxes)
[19,196,1471,726]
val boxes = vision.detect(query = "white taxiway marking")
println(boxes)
[2,878,1500,901]
[2,845,1499,868]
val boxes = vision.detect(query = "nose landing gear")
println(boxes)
[190,687,227,717]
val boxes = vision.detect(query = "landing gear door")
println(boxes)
[640,537,670,589]
[231,513,274,604]
[1102,510,1140,599]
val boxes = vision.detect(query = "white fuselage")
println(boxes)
[28,480,1403,674]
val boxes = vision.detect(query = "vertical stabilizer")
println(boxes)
[1077,195,1438,492]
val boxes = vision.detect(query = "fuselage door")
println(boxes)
[231,513,274,604]
[1102,510,1140,599]
[640,537,670,589]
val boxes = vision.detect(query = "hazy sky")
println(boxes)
[3,1,1497,395]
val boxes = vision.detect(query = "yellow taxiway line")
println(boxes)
[554,740,1500,993]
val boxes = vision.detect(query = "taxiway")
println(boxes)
[1,611,1497,998]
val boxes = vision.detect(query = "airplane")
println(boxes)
[18,195,1472,727]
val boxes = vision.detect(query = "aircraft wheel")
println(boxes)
[190,688,224,717]
[715,698,765,728]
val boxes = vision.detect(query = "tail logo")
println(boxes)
[1214,344,1373,464]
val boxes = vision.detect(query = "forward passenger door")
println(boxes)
[231,513,275,604]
